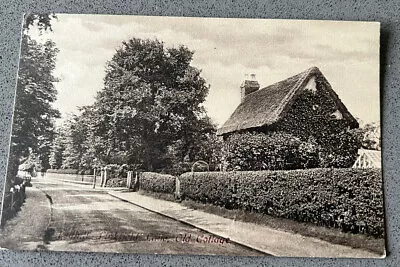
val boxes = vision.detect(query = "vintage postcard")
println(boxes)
[0,14,384,258]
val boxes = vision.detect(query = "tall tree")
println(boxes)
[94,38,213,171]
[60,110,96,170]
[5,14,59,187]
[49,127,67,169]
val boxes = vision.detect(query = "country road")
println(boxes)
[0,178,264,256]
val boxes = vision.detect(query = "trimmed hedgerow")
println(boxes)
[179,168,384,237]
[140,172,176,194]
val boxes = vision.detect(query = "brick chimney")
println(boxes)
[240,73,260,102]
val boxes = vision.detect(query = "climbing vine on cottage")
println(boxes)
[276,76,361,168]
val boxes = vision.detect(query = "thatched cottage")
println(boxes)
[217,66,360,169]
[217,66,358,137]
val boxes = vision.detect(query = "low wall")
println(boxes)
[43,172,101,185]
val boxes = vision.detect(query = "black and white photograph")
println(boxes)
[0,14,384,258]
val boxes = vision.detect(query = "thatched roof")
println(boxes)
[217,66,358,135]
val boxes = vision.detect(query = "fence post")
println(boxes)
[100,168,105,187]
[133,171,139,191]
[102,168,108,187]
[127,171,133,189]
[175,177,181,199]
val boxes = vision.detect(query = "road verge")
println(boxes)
[0,186,52,250]
[107,191,383,258]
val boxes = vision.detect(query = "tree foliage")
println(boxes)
[90,38,214,171]
[48,37,216,174]
[12,36,59,158]
[2,14,59,224]
[7,14,59,186]
[49,127,66,169]
[23,14,57,33]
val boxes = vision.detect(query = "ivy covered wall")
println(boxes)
[275,75,360,168]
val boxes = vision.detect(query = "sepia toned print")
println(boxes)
[0,14,384,257]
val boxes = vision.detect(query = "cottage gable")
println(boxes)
[217,67,358,136]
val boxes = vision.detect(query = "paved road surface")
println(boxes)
[1,178,264,256]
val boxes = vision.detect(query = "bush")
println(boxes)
[82,169,94,175]
[140,172,176,195]
[224,132,319,171]
[160,162,192,176]
[179,168,384,237]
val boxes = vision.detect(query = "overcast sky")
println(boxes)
[29,14,380,126]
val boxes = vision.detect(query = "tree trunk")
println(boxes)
[1,147,20,220]
[6,147,21,190]
[144,150,153,172]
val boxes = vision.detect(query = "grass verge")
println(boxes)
[138,190,385,255]
[0,187,52,250]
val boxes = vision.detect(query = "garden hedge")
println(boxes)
[179,168,384,237]
[140,172,176,195]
